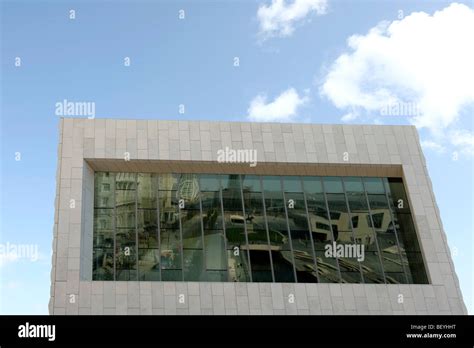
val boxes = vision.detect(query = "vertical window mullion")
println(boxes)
[113,173,116,281]
[322,180,343,283]
[361,179,387,284]
[177,174,185,281]
[198,177,206,279]
[301,178,320,283]
[281,183,298,283]
[238,175,253,282]
[341,179,364,283]
[135,173,139,281]
[218,175,229,280]
[259,176,275,283]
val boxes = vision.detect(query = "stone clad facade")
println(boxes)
[49,118,467,315]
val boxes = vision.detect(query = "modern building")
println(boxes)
[49,118,467,315]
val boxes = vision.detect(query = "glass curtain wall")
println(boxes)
[93,172,429,284]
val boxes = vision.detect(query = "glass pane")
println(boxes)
[199,174,221,191]
[158,173,178,191]
[360,251,385,283]
[137,173,157,209]
[160,229,182,269]
[306,192,340,283]
[343,177,364,193]
[116,206,135,229]
[323,177,343,193]
[249,250,273,282]
[363,177,385,194]
[225,212,246,247]
[94,172,114,208]
[367,193,405,282]
[205,270,227,282]
[272,250,295,282]
[241,175,261,192]
[394,214,428,283]
[183,249,205,281]
[138,249,160,281]
[285,192,317,283]
[137,210,158,248]
[386,178,427,283]
[201,191,223,230]
[93,248,114,280]
[315,249,340,283]
[227,249,251,282]
[243,192,267,231]
[347,192,368,212]
[115,173,136,190]
[181,209,203,249]
[116,190,135,206]
[222,190,243,211]
[264,177,290,251]
[177,174,201,209]
[283,176,303,192]
[386,177,411,213]
[161,270,183,281]
[94,209,114,248]
[302,176,322,194]
[326,193,362,283]
[115,228,137,281]
[204,230,226,270]
[221,174,241,191]
[159,190,179,229]
[262,175,282,192]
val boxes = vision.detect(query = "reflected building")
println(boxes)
[49,118,467,315]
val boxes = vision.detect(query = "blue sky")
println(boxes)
[1,0,473,314]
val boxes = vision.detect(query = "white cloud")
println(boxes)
[0,253,19,267]
[449,129,474,156]
[320,3,474,154]
[247,88,309,122]
[258,0,327,39]
[341,112,358,122]
[421,140,446,154]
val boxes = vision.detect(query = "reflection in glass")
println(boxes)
[249,250,273,282]
[159,191,179,229]
[160,229,182,270]
[366,191,405,283]
[346,188,384,283]
[94,209,114,249]
[204,230,226,270]
[305,180,340,283]
[92,172,428,284]
[93,248,114,280]
[137,210,157,249]
[183,249,205,281]
[95,172,114,208]
[115,228,137,280]
[326,190,362,283]
[201,192,223,230]
[138,249,160,280]
[181,209,203,249]
[263,176,295,282]
[137,173,157,209]
[285,190,317,283]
